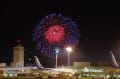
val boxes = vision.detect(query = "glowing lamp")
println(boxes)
[66,47,73,52]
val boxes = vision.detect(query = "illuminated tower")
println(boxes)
[11,40,24,67]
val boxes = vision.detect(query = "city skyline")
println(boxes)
[0,1,120,66]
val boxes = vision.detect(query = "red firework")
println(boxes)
[45,25,65,43]
[33,13,80,56]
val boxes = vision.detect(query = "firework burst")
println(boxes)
[33,13,79,56]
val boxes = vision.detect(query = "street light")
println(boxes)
[55,47,60,68]
[65,47,73,67]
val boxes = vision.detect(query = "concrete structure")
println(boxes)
[73,61,91,68]
[11,44,24,67]
[0,63,6,67]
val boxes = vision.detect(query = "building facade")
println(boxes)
[11,44,24,67]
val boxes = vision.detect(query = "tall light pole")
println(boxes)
[55,47,60,68]
[66,47,73,67]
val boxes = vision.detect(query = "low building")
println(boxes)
[0,63,6,67]
[73,61,91,68]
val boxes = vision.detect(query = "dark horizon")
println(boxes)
[0,1,120,66]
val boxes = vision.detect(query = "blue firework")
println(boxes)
[33,13,79,56]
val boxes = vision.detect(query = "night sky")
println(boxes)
[0,1,120,66]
